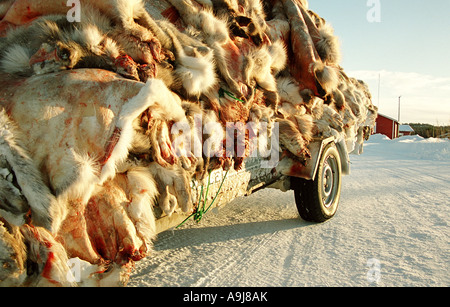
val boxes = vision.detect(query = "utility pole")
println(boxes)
[398,95,402,123]
[377,73,381,108]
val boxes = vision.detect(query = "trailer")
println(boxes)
[0,66,362,287]
[155,135,348,233]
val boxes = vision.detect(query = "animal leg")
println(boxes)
[157,121,178,166]
[160,185,178,217]
[0,109,62,233]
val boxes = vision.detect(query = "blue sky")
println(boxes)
[308,0,450,125]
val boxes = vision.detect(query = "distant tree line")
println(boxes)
[407,123,450,139]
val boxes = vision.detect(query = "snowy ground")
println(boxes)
[129,135,450,287]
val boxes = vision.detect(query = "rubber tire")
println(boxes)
[292,143,342,223]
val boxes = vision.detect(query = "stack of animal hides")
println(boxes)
[0,0,377,286]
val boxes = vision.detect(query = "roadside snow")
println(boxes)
[129,135,449,287]
[364,134,449,161]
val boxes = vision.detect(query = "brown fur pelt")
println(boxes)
[0,2,174,82]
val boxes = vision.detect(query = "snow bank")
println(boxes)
[364,134,450,161]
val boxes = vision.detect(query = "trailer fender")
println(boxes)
[276,137,334,181]
[335,138,351,176]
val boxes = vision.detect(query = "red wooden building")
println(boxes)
[399,125,415,136]
[374,114,399,139]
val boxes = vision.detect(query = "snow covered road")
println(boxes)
[129,135,449,287]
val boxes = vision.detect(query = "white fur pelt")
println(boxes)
[0,109,63,233]
[276,113,314,159]
[314,62,340,95]
[167,0,229,45]
[1,72,182,273]
[277,76,303,105]
[125,167,159,247]
[99,78,187,184]
[166,0,242,95]
[163,24,218,97]
[0,44,32,76]
[175,49,216,97]
[244,40,287,91]
[307,9,341,66]
[315,22,341,65]
[92,167,159,261]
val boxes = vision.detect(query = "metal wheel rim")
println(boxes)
[322,155,339,208]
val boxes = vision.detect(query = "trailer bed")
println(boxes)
[154,136,339,233]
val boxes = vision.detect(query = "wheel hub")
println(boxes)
[321,156,337,208]
[323,163,333,197]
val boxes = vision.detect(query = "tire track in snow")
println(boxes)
[131,189,306,287]
[192,192,302,286]
[130,231,200,286]
[192,230,280,287]
[341,157,450,286]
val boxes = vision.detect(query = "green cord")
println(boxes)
[176,170,229,229]
[219,88,246,104]
[177,182,204,229]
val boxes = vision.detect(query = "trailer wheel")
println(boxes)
[292,143,342,223]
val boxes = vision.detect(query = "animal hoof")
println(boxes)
[146,38,163,62]
[138,63,157,82]
[115,55,139,80]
